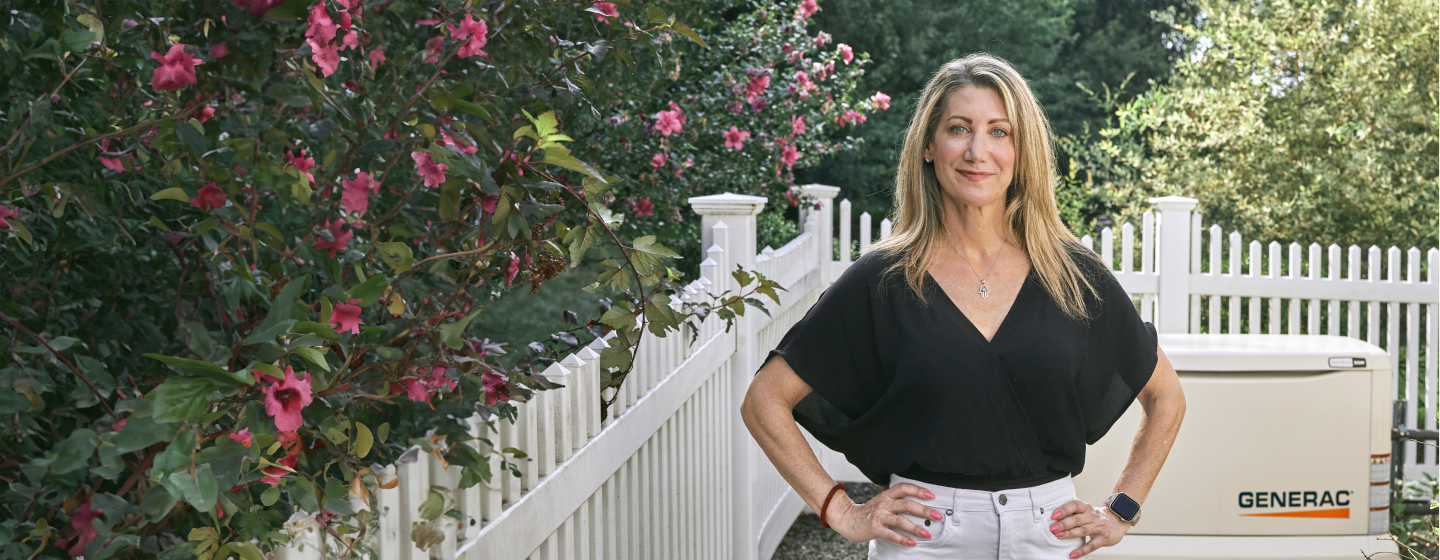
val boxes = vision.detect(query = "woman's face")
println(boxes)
[923,86,1016,210]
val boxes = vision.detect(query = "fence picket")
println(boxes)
[1102,226,1114,270]
[1328,244,1341,335]
[1348,245,1362,339]
[1189,213,1203,333]
[859,212,872,253]
[1369,246,1382,345]
[1248,240,1262,333]
[1122,222,1135,273]
[1288,243,1302,334]
[1208,225,1221,334]
[1268,242,1282,335]
[1228,231,1241,334]
[1308,243,1322,334]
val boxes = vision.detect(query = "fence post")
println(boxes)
[800,184,840,282]
[688,192,766,560]
[1149,196,1198,334]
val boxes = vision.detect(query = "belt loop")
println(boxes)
[1031,487,1041,522]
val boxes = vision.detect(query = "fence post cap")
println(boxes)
[799,184,841,198]
[688,192,768,216]
[1147,196,1199,212]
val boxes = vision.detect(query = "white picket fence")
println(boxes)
[271,190,1437,560]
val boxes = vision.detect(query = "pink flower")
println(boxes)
[412,151,449,188]
[150,44,199,92]
[210,42,230,59]
[838,44,853,64]
[450,14,488,58]
[330,298,363,334]
[654,110,683,136]
[121,19,139,31]
[593,2,620,23]
[263,367,313,433]
[229,428,253,448]
[261,431,302,485]
[112,417,129,431]
[482,372,510,405]
[0,205,17,229]
[190,182,228,210]
[99,157,125,173]
[67,502,102,555]
[724,126,751,149]
[870,91,891,111]
[308,38,340,76]
[340,172,379,216]
[795,70,811,89]
[634,197,654,217]
[481,193,500,214]
[781,145,801,168]
[813,31,832,47]
[797,0,819,19]
[790,114,806,137]
[749,96,768,112]
[745,74,770,101]
[313,220,353,258]
[196,106,216,123]
[369,47,386,68]
[305,2,337,44]
[423,36,444,64]
[340,29,360,51]
[285,149,316,184]
[649,153,667,169]
[505,253,520,287]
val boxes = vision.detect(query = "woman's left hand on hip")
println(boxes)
[1047,499,1130,559]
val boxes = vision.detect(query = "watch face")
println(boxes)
[1110,493,1141,521]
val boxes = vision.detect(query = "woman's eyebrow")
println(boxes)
[945,115,1010,124]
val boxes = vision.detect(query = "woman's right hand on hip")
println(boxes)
[828,482,944,546]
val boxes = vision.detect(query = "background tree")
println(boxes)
[1073,0,1438,249]
[794,0,1193,232]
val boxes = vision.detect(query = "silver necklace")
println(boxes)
[952,243,1003,299]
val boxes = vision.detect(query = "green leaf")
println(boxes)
[245,276,309,344]
[169,463,218,512]
[418,490,445,521]
[115,416,175,455]
[290,477,319,513]
[644,294,684,338]
[354,422,374,458]
[141,485,178,522]
[599,304,636,330]
[438,307,483,350]
[453,99,493,119]
[50,429,97,474]
[176,119,209,154]
[346,275,389,307]
[292,320,341,341]
[292,347,330,372]
[151,187,191,203]
[540,143,605,183]
[233,542,266,560]
[260,485,281,507]
[144,353,253,386]
[61,30,95,52]
[377,242,414,272]
[250,362,285,382]
[438,177,463,220]
[672,21,707,48]
[152,377,225,423]
[646,4,669,24]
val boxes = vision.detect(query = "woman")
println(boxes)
[740,54,1186,559]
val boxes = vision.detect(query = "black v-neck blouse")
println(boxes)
[766,248,1158,491]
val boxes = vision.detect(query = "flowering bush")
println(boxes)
[571,0,888,247]
[0,1,780,558]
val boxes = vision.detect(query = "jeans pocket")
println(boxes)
[888,498,952,545]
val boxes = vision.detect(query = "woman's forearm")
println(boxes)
[741,363,849,515]
[1114,347,1186,504]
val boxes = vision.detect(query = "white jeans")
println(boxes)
[868,475,1089,559]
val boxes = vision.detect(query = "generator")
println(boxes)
[1075,334,1399,559]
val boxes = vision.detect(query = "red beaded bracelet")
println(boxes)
[819,483,847,529]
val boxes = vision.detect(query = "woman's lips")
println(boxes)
[958,170,993,182]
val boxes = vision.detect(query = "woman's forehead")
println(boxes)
[940,86,1008,122]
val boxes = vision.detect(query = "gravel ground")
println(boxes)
[772,483,882,560]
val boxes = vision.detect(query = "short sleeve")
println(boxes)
[763,252,891,429]
[1078,269,1159,445]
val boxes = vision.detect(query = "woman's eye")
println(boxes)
[950,125,969,134]
[991,128,1008,137]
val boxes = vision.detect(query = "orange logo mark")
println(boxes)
[1240,508,1349,519]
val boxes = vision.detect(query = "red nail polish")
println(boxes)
[924,492,935,499]
[1050,525,1059,531]
[1057,532,1065,537]
[931,511,942,520]
[1052,512,1061,519]
[921,530,931,538]
[908,540,917,546]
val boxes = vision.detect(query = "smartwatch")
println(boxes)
[1105,492,1143,525]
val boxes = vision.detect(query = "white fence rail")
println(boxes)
[273,190,1437,560]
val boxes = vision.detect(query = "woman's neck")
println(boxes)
[942,198,1010,256]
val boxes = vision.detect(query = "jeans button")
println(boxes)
[946,509,953,516]
[998,494,1008,505]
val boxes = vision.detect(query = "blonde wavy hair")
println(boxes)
[870,53,1103,322]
